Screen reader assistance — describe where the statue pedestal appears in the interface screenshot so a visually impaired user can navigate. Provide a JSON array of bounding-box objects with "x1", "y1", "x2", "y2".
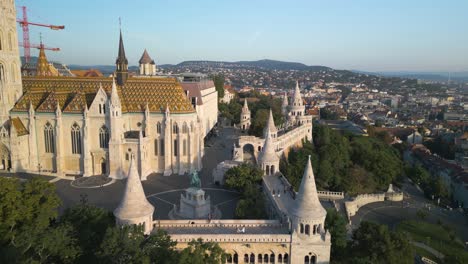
[{"x1": 178, "y1": 187, "x2": 211, "y2": 219}]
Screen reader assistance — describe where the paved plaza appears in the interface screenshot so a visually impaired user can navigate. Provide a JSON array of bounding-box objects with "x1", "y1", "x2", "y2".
[{"x1": 52, "y1": 127, "x2": 242, "y2": 219}]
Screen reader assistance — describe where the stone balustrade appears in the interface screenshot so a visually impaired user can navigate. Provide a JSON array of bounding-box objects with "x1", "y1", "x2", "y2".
[{"x1": 317, "y1": 191, "x2": 344, "y2": 200}]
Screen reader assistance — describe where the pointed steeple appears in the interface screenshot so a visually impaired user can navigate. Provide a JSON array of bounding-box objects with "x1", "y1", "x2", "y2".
[
  {"x1": 116, "y1": 30, "x2": 128, "y2": 65},
  {"x1": 294, "y1": 81, "x2": 302, "y2": 100},
  {"x1": 290, "y1": 156, "x2": 326, "y2": 219},
  {"x1": 243, "y1": 98, "x2": 249, "y2": 110},
  {"x1": 259, "y1": 128, "x2": 278, "y2": 164},
  {"x1": 114, "y1": 154, "x2": 154, "y2": 220},
  {"x1": 115, "y1": 30, "x2": 128, "y2": 86},
  {"x1": 264, "y1": 109, "x2": 277, "y2": 138},
  {"x1": 36, "y1": 43, "x2": 51, "y2": 76},
  {"x1": 110, "y1": 78, "x2": 121, "y2": 107}
]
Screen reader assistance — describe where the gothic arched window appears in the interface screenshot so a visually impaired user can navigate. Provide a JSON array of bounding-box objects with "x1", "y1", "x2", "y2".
[
  {"x1": 10, "y1": 63, "x2": 16, "y2": 82},
  {"x1": 172, "y1": 122, "x2": 179, "y2": 134},
  {"x1": 99, "y1": 126, "x2": 109, "y2": 148},
  {"x1": 156, "y1": 122, "x2": 162, "y2": 134},
  {"x1": 8, "y1": 31, "x2": 13, "y2": 51},
  {"x1": 0, "y1": 63, "x2": 4, "y2": 82},
  {"x1": 44, "y1": 122, "x2": 55, "y2": 153},
  {"x1": 182, "y1": 122, "x2": 188, "y2": 133},
  {"x1": 71, "y1": 123, "x2": 82, "y2": 154}
]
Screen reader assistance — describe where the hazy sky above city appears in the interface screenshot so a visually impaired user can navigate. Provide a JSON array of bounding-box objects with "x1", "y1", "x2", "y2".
[{"x1": 16, "y1": 0, "x2": 468, "y2": 72}]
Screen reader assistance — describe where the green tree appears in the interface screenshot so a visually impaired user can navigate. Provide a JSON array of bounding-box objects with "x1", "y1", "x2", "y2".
[
  {"x1": 325, "y1": 209, "x2": 347, "y2": 259},
  {"x1": 212, "y1": 74, "x2": 225, "y2": 99},
  {"x1": 0, "y1": 177, "x2": 79, "y2": 263},
  {"x1": 97, "y1": 225, "x2": 147, "y2": 264},
  {"x1": 142, "y1": 229, "x2": 178, "y2": 264},
  {"x1": 27, "y1": 223, "x2": 81, "y2": 263},
  {"x1": 249, "y1": 108, "x2": 269, "y2": 137},
  {"x1": 348, "y1": 222, "x2": 413, "y2": 264},
  {"x1": 219, "y1": 100, "x2": 242, "y2": 125},
  {"x1": 178, "y1": 238, "x2": 226, "y2": 264},
  {"x1": 61, "y1": 203, "x2": 114, "y2": 263},
  {"x1": 224, "y1": 163, "x2": 263, "y2": 190},
  {"x1": 235, "y1": 184, "x2": 267, "y2": 219}
]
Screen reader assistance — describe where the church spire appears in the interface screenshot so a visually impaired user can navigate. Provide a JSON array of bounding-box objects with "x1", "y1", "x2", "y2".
[
  {"x1": 290, "y1": 155, "x2": 326, "y2": 219},
  {"x1": 36, "y1": 42, "x2": 50, "y2": 77},
  {"x1": 115, "y1": 29, "x2": 128, "y2": 86}
]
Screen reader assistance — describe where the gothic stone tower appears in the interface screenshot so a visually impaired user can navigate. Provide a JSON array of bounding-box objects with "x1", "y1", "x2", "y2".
[
  {"x1": 240, "y1": 98, "x2": 251, "y2": 132},
  {"x1": 0, "y1": 0, "x2": 23, "y2": 124},
  {"x1": 115, "y1": 30, "x2": 128, "y2": 86}
]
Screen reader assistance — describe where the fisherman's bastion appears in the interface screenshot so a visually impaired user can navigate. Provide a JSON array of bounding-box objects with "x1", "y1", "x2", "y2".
[{"x1": 0, "y1": 1, "x2": 405, "y2": 263}]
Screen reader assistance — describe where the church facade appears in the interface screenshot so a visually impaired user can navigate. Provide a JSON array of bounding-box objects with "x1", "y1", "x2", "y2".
[{"x1": 0, "y1": 0, "x2": 212, "y2": 178}]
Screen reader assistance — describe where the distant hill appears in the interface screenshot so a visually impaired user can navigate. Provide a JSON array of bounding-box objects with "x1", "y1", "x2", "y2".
[
  {"x1": 67, "y1": 65, "x2": 139, "y2": 75},
  {"x1": 174, "y1": 59, "x2": 330, "y2": 71},
  {"x1": 353, "y1": 69, "x2": 468, "y2": 82}
]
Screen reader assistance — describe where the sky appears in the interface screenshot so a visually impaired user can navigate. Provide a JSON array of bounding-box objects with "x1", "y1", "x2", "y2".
[{"x1": 14, "y1": 0, "x2": 468, "y2": 72}]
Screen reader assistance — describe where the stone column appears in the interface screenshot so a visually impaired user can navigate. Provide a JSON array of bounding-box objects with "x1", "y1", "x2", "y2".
[
  {"x1": 82, "y1": 109, "x2": 91, "y2": 176},
  {"x1": 55, "y1": 105, "x2": 63, "y2": 176}
]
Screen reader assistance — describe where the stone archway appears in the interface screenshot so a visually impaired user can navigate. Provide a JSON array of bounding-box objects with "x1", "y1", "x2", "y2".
[
  {"x1": 242, "y1": 144, "x2": 256, "y2": 164},
  {"x1": 0, "y1": 143, "x2": 11, "y2": 170}
]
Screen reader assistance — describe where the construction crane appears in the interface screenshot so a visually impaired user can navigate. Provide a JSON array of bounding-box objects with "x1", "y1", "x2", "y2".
[
  {"x1": 17, "y1": 6, "x2": 65, "y2": 63},
  {"x1": 18, "y1": 42, "x2": 60, "y2": 52}
]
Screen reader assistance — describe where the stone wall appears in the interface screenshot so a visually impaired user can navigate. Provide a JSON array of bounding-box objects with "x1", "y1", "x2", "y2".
[{"x1": 345, "y1": 190, "x2": 404, "y2": 219}]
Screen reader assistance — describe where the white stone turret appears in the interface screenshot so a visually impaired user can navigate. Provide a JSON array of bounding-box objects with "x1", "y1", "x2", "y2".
[
  {"x1": 139, "y1": 49, "x2": 157, "y2": 76},
  {"x1": 240, "y1": 98, "x2": 251, "y2": 132},
  {"x1": 263, "y1": 109, "x2": 277, "y2": 139},
  {"x1": 114, "y1": 154, "x2": 154, "y2": 235},
  {"x1": 290, "y1": 155, "x2": 330, "y2": 263},
  {"x1": 282, "y1": 92, "x2": 289, "y2": 117},
  {"x1": 290, "y1": 81, "x2": 305, "y2": 122},
  {"x1": 258, "y1": 128, "x2": 279, "y2": 175}
]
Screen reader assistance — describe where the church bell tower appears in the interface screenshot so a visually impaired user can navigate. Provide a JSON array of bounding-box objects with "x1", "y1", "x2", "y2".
[
  {"x1": 115, "y1": 30, "x2": 128, "y2": 86},
  {"x1": 0, "y1": 0, "x2": 23, "y2": 124}
]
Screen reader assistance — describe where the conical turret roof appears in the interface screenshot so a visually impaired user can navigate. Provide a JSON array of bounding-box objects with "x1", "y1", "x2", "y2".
[
  {"x1": 259, "y1": 128, "x2": 278, "y2": 164},
  {"x1": 263, "y1": 109, "x2": 277, "y2": 137},
  {"x1": 290, "y1": 156, "x2": 326, "y2": 219},
  {"x1": 139, "y1": 49, "x2": 154, "y2": 64},
  {"x1": 114, "y1": 154, "x2": 154, "y2": 219},
  {"x1": 293, "y1": 81, "x2": 302, "y2": 100},
  {"x1": 243, "y1": 98, "x2": 249, "y2": 110},
  {"x1": 282, "y1": 92, "x2": 288, "y2": 107}
]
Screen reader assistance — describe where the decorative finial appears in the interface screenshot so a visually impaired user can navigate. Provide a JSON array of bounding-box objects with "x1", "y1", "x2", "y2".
[{"x1": 119, "y1": 17, "x2": 122, "y2": 30}]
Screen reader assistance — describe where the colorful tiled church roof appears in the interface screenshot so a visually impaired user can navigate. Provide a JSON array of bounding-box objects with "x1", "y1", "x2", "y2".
[{"x1": 13, "y1": 77, "x2": 195, "y2": 114}]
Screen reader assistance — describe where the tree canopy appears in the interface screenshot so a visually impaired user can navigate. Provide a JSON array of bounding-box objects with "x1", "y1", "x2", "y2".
[
  {"x1": 224, "y1": 164, "x2": 267, "y2": 219},
  {"x1": 212, "y1": 74, "x2": 225, "y2": 99},
  {"x1": 280, "y1": 124, "x2": 402, "y2": 194},
  {"x1": 0, "y1": 177, "x2": 226, "y2": 264}
]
